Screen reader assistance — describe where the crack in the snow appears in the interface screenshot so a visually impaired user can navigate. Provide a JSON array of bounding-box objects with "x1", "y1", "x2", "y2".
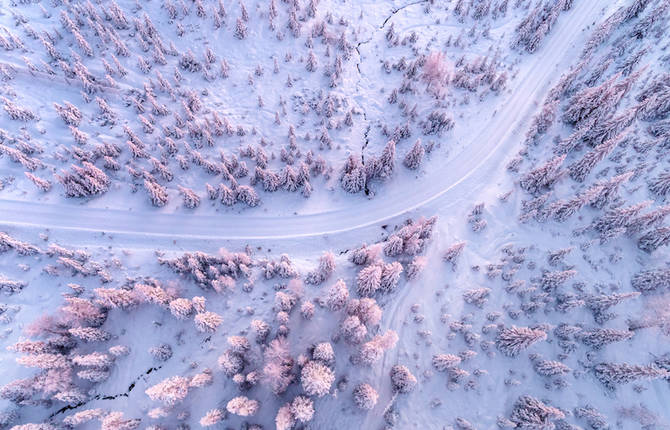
[
  {"x1": 353, "y1": 0, "x2": 429, "y2": 196},
  {"x1": 49, "y1": 366, "x2": 162, "y2": 418}
]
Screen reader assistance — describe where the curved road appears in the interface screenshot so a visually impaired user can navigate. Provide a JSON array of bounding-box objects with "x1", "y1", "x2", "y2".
[{"x1": 0, "y1": 0, "x2": 605, "y2": 243}]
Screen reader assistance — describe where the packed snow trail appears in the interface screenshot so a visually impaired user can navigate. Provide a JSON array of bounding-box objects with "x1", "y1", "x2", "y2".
[{"x1": 0, "y1": 0, "x2": 604, "y2": 244}]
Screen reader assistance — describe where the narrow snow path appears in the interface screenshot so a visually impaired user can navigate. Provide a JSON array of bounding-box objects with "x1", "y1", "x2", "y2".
[{"x1": 0, "y1": 0, "x2": 604, "y2": 244}]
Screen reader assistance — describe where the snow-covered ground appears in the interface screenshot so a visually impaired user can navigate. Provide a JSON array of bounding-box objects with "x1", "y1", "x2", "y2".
[{"x1": 2, "y1": 0, "x2": 670, "y2": 428}]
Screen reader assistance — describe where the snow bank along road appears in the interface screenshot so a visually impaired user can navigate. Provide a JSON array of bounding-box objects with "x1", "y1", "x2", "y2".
[{"x1": 0, "y1": 0, "x2": 607, "y2": 242}]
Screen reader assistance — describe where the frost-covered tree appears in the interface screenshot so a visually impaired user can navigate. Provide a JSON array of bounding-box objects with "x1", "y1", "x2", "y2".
[
  {"x1": 305, "y1": 252, "x2": 335, "y2": 285},
  {"x1": 593, "y1": 201, "x2": 650, "y2": 240},
  {"x1": 301, "y1": 360, "x2": 334, "y2": 397},
  {"x1": 25, "y1": 173, "x2": 52, "y2": 192},
  {"x1": 574, "y1": 405, "x2": 608, "y2": 430},
  {"x1": 577, "y1": 328, "x2": 633, "y2": 349},
  {"x1": 594, "y1": 362, "x2": 669, "y2": 389},
  {"x1": 628, "y1": 205, "x2": 670, "y2": 234},
  {"x1": 234, "y1": 18, "x2": 247, "y2": 39},
  {"x1": 443, "y1": 241, "x2": 466, "y2": 269},
  {"x1": 356, "y1": 330, "x2": 398, "y2": 365},
  {"x1": 530, "y1": 356, "x2": 571, "y2": 377},
  {"x1": 177, "y1": 186, "x2": 200, "y2": 208},
  {"x1": 199, "y1": 409, "x2": 225, "y2": 426},
  {"x1": 519, "y1": 155, "x2": 566, "y2": 195},
  {"x1": 526, "y1": 99, "x2": 558, "y2": 144},
  {"x1": 236, "y1": 185, "x2": 260, "y2": 206},
  {"x1": 496, "y1": 326, "x2": 547, "y2": 357},
  {"x1": 169, "y1": 298, "x2": 193, "y2": 320},
  {"x1": 194, "y1": 311, "x2": 223, "y2": 333},
  {"x1": 540, "y1": 270, "x2": 576, "y2": 292},
  {"x1": 347, "y1": 297, "x2": 382, "y2": 327},
  {"x1": 290, "y1": 396, "x2": 314, "y2": 423},
  {"x1": 380, "y1": 262, "x2": 403, "y2": 293},
  {"x1": 352, "y1": 383, "x2": 378, "y2": 410},
  {"x1": 509, "y1": 395, "x2": 565, "y2": 428},
  {"x1": 390, "y1": 365, "x2": 417, "y2": 393},
  {"x1": 383, "y1": 235, "x2": 404, "y2": 257},
  {"x1": 562, "y1": 73, "x2": 629, "y2": 126},
  {"x1": 463, "y1": 288, "x2": 491, "y2": 307},
  {"x1": 312, "y1": 342, "x2": 335, "y2": 365},
  {"x1": 275, "y1": 404, "x2": 295, "y2": 430},
  {"x1": 143, "y1": 178, "x2": 168, "y2": 207},
  {"x1": 263, "y1": 338, "x2": 294, "y2": 395},
  {"x1": 403, "y1": 139, "x2": 425, "y2": 169},
  {"x1": 356, "y1": 264, "x2": 382, "y2": 297},
  {"x1": 325, "y1": 279, "x2": 349, "y2": 310},
  {"x1": 340, "y1": 315, "x2": 368, "y2": 344},
  {"x1": 57, "y1": 162, "x2": 110, "y2": 197},
  {"x1": 226, "y1": 396, "x2": 259, "y2": 416},
  {"x1": 568, "y1": 133, "x2": 625, "y2": 182},
  {"x1": 591, "y1": 171, "x2": 633, "y2": 209},
  {"x1": 586, "y1": 292, "x2": 640, "y2": 324},
  {"x1": 638, "y1": 227, "x2": 670, "y2": 253},
  {"x1": 632, "y1": 268, "x2": 670, "y2": 293},
  {"x1": 219, "y1": 349, "x2": 243, "y2": 376},
  {"x1": 350, "y1": 244, "x2": 379, "y2": 266},
  {"x1": 145, "y1": 376, "x2": 189, "y2": 406},
  {"x1": 422, "y1": 52, "x2": 450, "y2": 96},
  {"x1": 432, "y1": 354, "x2": 462, "y2": 371}
]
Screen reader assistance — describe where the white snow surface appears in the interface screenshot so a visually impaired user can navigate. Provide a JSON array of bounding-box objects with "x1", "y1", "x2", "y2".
[{"x1": 1, "y1": 0, "x2": 670, "y2": 429}]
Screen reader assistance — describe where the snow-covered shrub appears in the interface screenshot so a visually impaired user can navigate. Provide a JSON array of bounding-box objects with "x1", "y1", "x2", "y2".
[{"x1": 189, "y1": 370, "x2": 213, "y2": 388}]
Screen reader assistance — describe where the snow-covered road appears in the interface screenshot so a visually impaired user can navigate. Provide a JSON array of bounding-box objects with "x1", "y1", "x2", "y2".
[{"x1": 0, "y1": 0, "x2": 605, "y2": 244}]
